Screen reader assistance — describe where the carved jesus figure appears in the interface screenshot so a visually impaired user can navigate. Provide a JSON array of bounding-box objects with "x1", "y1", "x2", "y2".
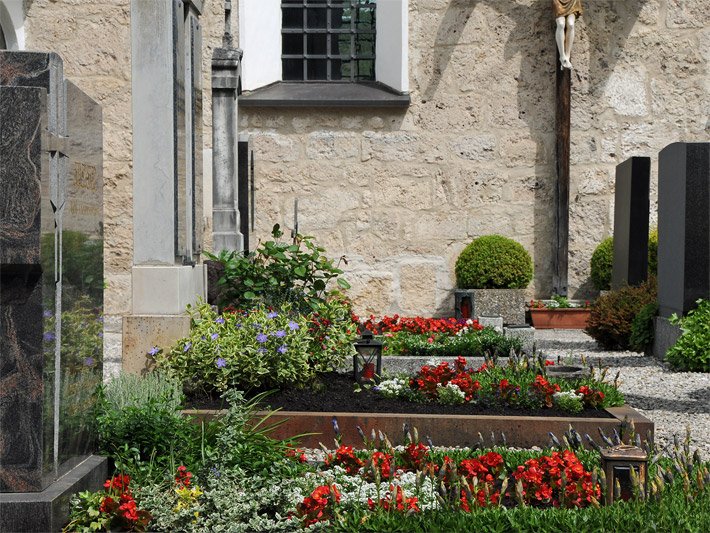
[{"x1": 553, "y1": 0, "x2": 583, "y2": 69}]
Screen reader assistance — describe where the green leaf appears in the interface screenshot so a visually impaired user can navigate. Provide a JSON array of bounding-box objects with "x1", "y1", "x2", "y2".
[
  {"x1": 314, "y1": 279, "x2": 326, "y2": 291},
  {"x1": 244, "y1": 291, "x2": 257, "y2": 299},
  {"x1": 337, "y1": 278, "x2": 351, "y2": 289},
  {"x1": 294, "y1": 266, "x2": 307, "y2": 277}
]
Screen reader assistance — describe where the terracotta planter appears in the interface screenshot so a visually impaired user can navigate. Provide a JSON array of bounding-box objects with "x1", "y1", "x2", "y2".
[{"x1": 529, "y1": 308, "x2": 591, "y2": 329}]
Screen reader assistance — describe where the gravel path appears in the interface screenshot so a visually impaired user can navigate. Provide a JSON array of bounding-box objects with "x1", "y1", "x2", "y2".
[{"x1": 535, "y1": 329, "x2": 710, "y2": 459}]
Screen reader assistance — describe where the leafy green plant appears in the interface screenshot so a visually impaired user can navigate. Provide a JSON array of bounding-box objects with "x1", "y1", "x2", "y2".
[
  {"x1": 552, "y1": 391, "x2": 583, "y2": 413},
  {"x1": 455, "y1": 235, "x2": 533, "y2": 289},
  {"x1": 95, "y1": 372, "x2": 200, "y2": 483},
  {"x1": 590, "y1": 237, "x2": 614, "y2": 291},
  {"x1": 585, "y1": 278, "x2": 657, "y2": 350},
  {"x1": 629, "y1": 301, "x2": 659, "y2": 354},
  {"x1": 667, "y1": 299, "x2": 710, "y2": 372},
  {"x1": 207, "y1": 224, "x2": 350, "y2": 312},
  {"x1": 382, "y1": 328, "x2": 521, "y2": 358},
  {"x1": 155, "y1": 302, "x2": 316, "y2": 395}
]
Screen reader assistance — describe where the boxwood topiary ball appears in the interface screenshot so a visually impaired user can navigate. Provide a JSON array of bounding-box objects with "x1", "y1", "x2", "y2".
[
  {"x1": 590, "y1": 237, "x2": 614, "y2": 291},
  {"x1": 455, "y1": 235, "x2": 533, "y2": 289}
]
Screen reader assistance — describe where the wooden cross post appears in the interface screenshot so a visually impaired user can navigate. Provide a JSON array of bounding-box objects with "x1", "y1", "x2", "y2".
[{"x1": 553, "y1": 61, "x2": 571, "y2": 296}]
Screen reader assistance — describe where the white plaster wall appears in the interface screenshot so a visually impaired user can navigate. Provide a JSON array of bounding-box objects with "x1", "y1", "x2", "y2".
[
  {"x1": 239, "y1": 0, "x2": 281, "y2": 91},
  {"x1": 0, "y1": 0, "x2": 25, "y2": 50},
  {"x1": 376, "y1": 0, "x2": 408, "y2": 92}
]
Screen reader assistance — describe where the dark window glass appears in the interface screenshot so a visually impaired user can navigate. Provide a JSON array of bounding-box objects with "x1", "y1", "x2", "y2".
[
  {"x1": 283, "y1": 33, "x2": 304, "y2": 55},
  {"x1": 281, "y1": 0, "x2": 376, "y2": 82},
  {"x1": 282, "y1": 8, "x2": 303, "y2": 29},
  {"x1": 307, "y1": 33, "x2": 327, "y2": 54},
  {"x1": 307, "y1": 59, "x2": 328, "y2": 80},
  {"x1": 283, "y1": 59, "x2": 304, "y2": 80}
]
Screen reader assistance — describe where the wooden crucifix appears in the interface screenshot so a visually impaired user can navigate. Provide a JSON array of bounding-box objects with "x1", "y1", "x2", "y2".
[{"x1": 552, "y1": 0, "x2": 583, "y2": 296}]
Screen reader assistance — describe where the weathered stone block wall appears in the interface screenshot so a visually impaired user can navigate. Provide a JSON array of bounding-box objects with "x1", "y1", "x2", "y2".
[
  {"x1": 240, "y1": 0, "x2": 708, "y2": 316},
  {"x1": 21, "y1": 0, "x2": 709, "y2": 342}
]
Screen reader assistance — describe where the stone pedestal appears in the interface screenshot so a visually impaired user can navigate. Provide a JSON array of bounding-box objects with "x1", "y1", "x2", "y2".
[
  {"x1": 612, "y1": 157, "x2": 650, "y2": 290},
  {"x1": 455, "y1": 289, "x2": 525, "y2": 325},
  {"x1": 657, "y1": 142, "x2": 710, "y2": 319},
  {"x1": 477, "y1": 315, "x2": 503, "y2": 332},
  {"x1": 652, "y1": 316, "x2": 682, "y2": 362}
]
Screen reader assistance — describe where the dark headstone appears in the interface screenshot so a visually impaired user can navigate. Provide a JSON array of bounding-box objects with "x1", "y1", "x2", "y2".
[
  {"x1": 612, "y1": 157, "x2": 650, "y2": 289},
  {"x1": 237, "y1": 135, "x2": 251, "y2": 252},
  {"x1": 657, "y1": 142, "x2": 710, "y2": 318},
  {"x1": 1, "y1": 51, "x2": 105, "y2": 531}
]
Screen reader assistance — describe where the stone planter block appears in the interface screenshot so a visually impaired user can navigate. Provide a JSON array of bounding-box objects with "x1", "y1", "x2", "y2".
[
  {"x1": 504, "y1": 325, "x2": 535, "y2": 354},
  {"x1": 455, "y1": 289, "x2": 525, "y2": 325},
  {"x1": 477, "y1": 315, "x2": 504, "y2": 332}
]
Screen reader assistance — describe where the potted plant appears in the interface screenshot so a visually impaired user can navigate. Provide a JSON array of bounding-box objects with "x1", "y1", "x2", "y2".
[
  {"x1": 528, "y1": 295, "x2": 591, "y2": 329},
  {"x1": 454, "y1": 235, "x2": 533, "y2": 325}
]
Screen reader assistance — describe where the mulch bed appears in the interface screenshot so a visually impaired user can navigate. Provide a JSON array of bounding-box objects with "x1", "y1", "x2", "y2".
[{"x1": 185, "y1": 372, "x2": 613, "y2": 419}]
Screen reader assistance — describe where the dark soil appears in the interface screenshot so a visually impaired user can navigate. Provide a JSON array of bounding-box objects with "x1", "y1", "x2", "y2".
[{"x1": 185, "y1": 372, "x2": 614, "y2": 418}]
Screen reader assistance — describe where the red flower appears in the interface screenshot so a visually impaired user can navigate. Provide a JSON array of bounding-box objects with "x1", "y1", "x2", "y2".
[
  {"x1": 174, "y1": 465, "x2": 192, "y2": 487},
  {"x1": 103, "y1": 474, "x2": 130, "y2": 492}
]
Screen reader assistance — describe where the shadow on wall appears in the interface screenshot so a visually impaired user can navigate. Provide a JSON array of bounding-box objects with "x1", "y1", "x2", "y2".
[{"x1": 422, "y1": 0, "x2": 649, "y2": 298}]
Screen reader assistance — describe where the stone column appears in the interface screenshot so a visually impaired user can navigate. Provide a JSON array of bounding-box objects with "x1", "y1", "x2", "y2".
[
  {"x1": 612, "y1": 157, "x2": 650, "y2": 290},
  {"x1": 211, "y1": 4, "x2": 243, "y2": 253},
  {"x1": 126, "y1": 0, "x2": 207, "y2": 373}
]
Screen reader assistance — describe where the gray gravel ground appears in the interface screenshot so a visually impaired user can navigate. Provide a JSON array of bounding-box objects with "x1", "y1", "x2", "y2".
[{"x1": 535, "y1": 329, "x2": 710, "y2": 459}]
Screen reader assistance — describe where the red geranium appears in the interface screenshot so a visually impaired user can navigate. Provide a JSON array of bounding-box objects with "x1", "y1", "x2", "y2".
[
  {"x1": 294, "y1": 484, "x2": 341, "y2": 526},
  {"x1": 368, "y1": 484, "x2": 420, "y2": 513}
]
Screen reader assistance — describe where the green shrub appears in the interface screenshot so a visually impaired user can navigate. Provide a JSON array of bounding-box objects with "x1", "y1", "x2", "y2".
[
  {"x1": 455, "y1": 235, "x2": 533, "y2": 289},
  {"x1": 590, "y1": 237, "x2": 614, "y2": 291},
  {"x1": 629, "y1": 302, "x2": 659, "y2": 353},
  {"x1": 206, "y1": 224, "x2": 350, "y2": 313},
  {"x1": 95, "y1": 372, "x2": 200, "y2": 482},
  {"x1": 590, "y1": 232, "x2": 658, "y2": 291},
  {"x1": 156, "y1": 303, "x2": 315, "y2": 395},
  {"x1": 667, "y1": 299, "x2": 710, "y2": 372},
  {"x1": 585, "y1": 278, "x2": 657, "y2": 350}
]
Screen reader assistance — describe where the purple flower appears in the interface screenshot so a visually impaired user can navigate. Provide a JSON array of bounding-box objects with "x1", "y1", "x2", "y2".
[
  {"x1": 277, "y1": 344, "x2": 288, "y2": 354},
  {"x1": 183, "y1": 342, "x2": 192, "y2": 352},
  {"x1": 211, "y1": 333, "x2": 219, "y2": 341},
  {"x1": 288, "y1": 321, "x2": 299, "y2": 331},
  {"x1": 43, "y1": 309, "x2": 53, "y2": 318},
  {"x1": 148, "y1": 346, "x2": 160, "y2": 356},
  {"x1": 84, "y1": 357, "x2": 95, "y2": 367},
  {"x1": 216, "y1": 357, "x2": 227, "y2": 368},
  {"x1": 43, "y1": 332, "x2": 55, "y2": 342},
  {"x1": 256, "y1": 333, "x2": 268, "y2": 344},
  {"x1": 267, "y1": 311, "x2": 278, "y2": 319},
  {"x1": 257, "y1": 347, "x2": 267, "y2": 354},
  {"x1": 215, "y1": 317, "x2": 225, "y2": 324},
  {"x1": 98, "y1": 332, "x2": 104, "y2": 338},
  {"x1": 332, "y1": 417, "x2": 340, "y2": 436},
  {"x1": 274, "y1": 330, "x2": 286, "y2": 338}
]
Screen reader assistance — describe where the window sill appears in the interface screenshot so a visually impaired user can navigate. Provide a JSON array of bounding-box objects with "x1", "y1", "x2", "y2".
[{"x1": 238, "y1": 82, "x2": 410, "y2": 108}]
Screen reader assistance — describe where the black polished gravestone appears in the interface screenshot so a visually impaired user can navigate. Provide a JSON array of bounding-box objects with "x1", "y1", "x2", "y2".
[
  {"x1": 612, "y1": 157, "x2": 650, "y2": 290},
  {"x1": 0, "y1": 51, "x2": 106, "y2": 533},
  {"x1": 657, "y1": 142, "x2": 710, "y2": 319}
]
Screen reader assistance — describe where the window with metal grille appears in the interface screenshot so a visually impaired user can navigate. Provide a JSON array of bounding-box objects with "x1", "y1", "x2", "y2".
[{"x1": 281, "y1": 0, "x2": 376, "y2": 82}]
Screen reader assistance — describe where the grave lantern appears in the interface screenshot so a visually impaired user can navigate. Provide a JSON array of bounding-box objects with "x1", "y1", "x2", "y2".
[
  {"x1": 353, "y1": 329, "x2": 382, "y2": 384},
  {"x1": 600, "y1": 444, "x2": 648, "y2": 504}
]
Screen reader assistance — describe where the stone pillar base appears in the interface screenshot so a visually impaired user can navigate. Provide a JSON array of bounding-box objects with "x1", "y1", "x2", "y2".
[
  {"x1": 122, "y1": 314, "x2": 192, "y2": 374},
  {"x1": 652, "y1": 316, "x2": 681, "y2": 362},
  {"x1": 0, "y1": 455, "x2": 107, "y2": 533},
  {"x1": 504, "y1": 325, "x2": 535, "y2": 354}
]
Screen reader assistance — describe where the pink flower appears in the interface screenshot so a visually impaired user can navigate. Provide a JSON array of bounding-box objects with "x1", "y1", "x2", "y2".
[{"x1": 427, "y1": 337, "x2": 434, "y2": 344}]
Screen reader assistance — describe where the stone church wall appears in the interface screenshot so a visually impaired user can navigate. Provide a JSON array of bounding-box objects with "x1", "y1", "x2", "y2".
[{"x1": 21, "y1": 0, "x2": 708, "y2": 355}]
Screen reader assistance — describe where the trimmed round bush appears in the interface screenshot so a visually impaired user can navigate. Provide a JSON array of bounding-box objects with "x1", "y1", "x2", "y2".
[
  {"x1": 455, "y1": 235, "x2": 533, "y2": 289},
  {"x1": 590, "y1": 237, "x2": 614, "y2": 291}
]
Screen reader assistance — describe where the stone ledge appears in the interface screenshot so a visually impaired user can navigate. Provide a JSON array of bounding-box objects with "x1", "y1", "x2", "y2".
[{"x1": 239, "y1": 82, "x2": 410, "y2": 108}]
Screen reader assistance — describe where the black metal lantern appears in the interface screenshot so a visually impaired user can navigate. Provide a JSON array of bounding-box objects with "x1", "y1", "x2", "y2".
[
  {"x1": 353, "y1": 329, "x2": 382, "y2": 384},
  {"x1": 600, "y1": 444, "x2": 648, "y2": 504}
]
